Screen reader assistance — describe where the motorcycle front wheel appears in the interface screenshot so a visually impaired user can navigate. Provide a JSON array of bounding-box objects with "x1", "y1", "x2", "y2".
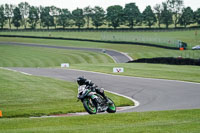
[
  {"x1": 106, "y1": 98, "x2": 116, "y2": 113},
  {"x1": 83, "y1": 97, "x2": 97, "y2": 114}
]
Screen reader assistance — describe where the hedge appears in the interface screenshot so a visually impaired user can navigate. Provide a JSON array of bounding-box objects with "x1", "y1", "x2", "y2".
[{"x1": 128, "y1": 57, "x2": 200, "y2": 66}]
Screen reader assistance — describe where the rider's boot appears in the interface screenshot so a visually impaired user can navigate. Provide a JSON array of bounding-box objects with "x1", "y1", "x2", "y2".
[
  {"x1": 101, "y1": 94, "x2": 112, "y2": 104},
  {"x1": 105, "y1": 96, "x2": 112, "y2": 104}
]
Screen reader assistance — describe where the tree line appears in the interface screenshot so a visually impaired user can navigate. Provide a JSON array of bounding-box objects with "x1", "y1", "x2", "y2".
[{"x1": 0, "y1": 0, "x2": 200, "y2": 30}]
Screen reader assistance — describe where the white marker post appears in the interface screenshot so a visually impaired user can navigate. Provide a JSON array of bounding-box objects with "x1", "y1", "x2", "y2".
[
  {"x1": 61, "y1": 63, "x2": 69, "y2": 68},
  {"x1": 113, "y1": 67, "x2": 124, "y2": 73}
]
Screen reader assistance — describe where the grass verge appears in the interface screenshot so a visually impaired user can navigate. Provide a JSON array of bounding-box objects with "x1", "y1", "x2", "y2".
[
  {"x1": 70, "y1": 63, "x2": 200, "y2": 83},
  {"x1": 0, "y1": 109, "x2": 199, "y2": 133},
  {"x1": 0, "y1": 68, "x2": 133, "y2": 118}
]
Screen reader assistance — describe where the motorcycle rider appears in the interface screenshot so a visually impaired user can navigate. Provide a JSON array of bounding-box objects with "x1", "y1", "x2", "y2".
[{"x1": 77, "y1": 76, "x2": 111, "y2": 104}]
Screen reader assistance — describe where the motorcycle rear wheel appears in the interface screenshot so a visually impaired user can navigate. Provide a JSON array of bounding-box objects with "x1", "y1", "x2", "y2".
[
  {"x1": 83, "y1": 98, "x2": 97, "y2": 114},
  {"x1": 106, "y1": 98, "x2": 116, "y2": 113}
]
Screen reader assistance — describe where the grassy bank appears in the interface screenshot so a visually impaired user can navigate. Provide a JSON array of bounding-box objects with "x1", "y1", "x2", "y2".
[
  {"x1": 0, "y1": 109, "x2": 199, "y2": 132},
  {"x1": 0, "y1": 68, "x2": 133, "y2": 118},
  {"x1": 0, "y1": 44, "x2": 114, "y2": 67},
  {"x1": 70, "y1": 63, "x2": 200, "y2": 83}
]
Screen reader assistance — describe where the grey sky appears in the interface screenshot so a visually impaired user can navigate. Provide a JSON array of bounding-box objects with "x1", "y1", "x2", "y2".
[{"x1": 0, "y1": 0, "x2": 199, "y2": 11}]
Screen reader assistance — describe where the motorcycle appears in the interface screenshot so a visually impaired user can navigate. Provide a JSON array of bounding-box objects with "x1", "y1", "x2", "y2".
[{"x1": 77, "y1": 85, "x2": 116, "y2": 114}]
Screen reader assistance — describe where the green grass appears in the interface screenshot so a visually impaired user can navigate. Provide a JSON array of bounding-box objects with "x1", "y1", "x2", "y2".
[
  {"x1": 1, "y1": 37, "x2": 200, "y2": 60},
  {"x1": 0, "y1": 109, "x2": 199, "y2": 132},
  {"x1": 70, "y1": 63, "x2": 200, "y2": 83},
  {"x1": 0, "y1": 30, "x2": 200, "y2": 47},
  {"x1": 0, "y1": 44, "x2": 114, "y2": 67},
  {"x1": 0, "y1": 68, "x2": 133, "y2": 118}
]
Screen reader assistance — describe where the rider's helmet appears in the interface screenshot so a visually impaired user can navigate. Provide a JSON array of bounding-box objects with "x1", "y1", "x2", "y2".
[{"x1": 77, "y1": 76, "x2": 86, "y2": 86}]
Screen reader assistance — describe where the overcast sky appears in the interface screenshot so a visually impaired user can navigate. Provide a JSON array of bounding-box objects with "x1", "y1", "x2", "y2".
[{"x1": 0, "y1": 0, "x2": 199, "y2": 12}]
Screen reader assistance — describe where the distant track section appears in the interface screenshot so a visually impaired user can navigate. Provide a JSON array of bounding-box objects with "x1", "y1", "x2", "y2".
[{"x1": 0, "y1": 41, "x2": 132, "y2": 63}]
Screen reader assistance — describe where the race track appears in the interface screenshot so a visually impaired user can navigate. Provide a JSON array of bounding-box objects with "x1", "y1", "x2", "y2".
[
  {"x1": 8, "y1": 67, "x2": 200, "y2": 112},
  {"x1": 1, "y1": 41, "x2": 200, "y2": 112}
]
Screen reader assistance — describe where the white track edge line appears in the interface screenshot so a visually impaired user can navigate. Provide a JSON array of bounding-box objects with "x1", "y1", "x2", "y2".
[
  {"x1": 0, "y1": 67, "x2": 32, "y2": 76},
  {"x1": 105, "y1": 90, "x2": 140, "y2": 111}
]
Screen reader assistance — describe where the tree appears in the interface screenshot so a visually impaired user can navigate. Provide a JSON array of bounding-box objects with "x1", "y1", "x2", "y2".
[
  {"x1": 0, "y1": 5, "x2": 7, "y2": 29},
  {"x1": 167, "y1": 0, "x2": 184, "y2": 28},
  {"x1": 194, "y1": 8, "x2": 200, "y2": 25},
  {"x1": 72, "y1": 8, "x2": 85, "y2": 29},
  {"x1": 124, "y1": 3, "x2": 141, "y2": 29},
  {"x1": 179, "y1": 7, "x2": 194, "y2": 28},
  {"x1": 106, "y1": 5, "x2": 124, "y2": 29},
  {"x1": 41, "y1": 7, "x2": 54, "y2": 29},
  {"x1": 161, "y1": 2, "x2": 173, "y2": 28},
  {"x1": 12, "y1": 7, "x2": 22, "y2": 29},
  {"x1": 36, "y1": 6, "x2": 44, "y2": 29},
  {"x1": 28, "y1": 6, "x2": 39, "y2": 29},
  {"x1": 91, "y1": 6, "x2": 105, "y2": 29},
  {"x1": 84, "y1": 6, "x2": 93, "y2": 29},
  {"x1": 154, "y1": 4, "x2": 162, "y2": 28},
  {"x1": 5, "y1": 4, "x2": 14, "y2": 29},
  {"x1": 18, "y1": 2, "x2": 30, "y2": 29},
  {"x1": 57, "y1": 8, "x2": 71, "y2": 29},
  {"x1": 50, "y1": 6, "x2": 60, "y2": 29},
  {"x1": 142, "y1": 5, "x2": 157, "y2": 28}
]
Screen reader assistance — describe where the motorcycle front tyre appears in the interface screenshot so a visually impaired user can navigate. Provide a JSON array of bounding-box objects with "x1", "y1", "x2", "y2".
[{"x1": 83, "y1": 97, "x2": 97, "y2": 114}]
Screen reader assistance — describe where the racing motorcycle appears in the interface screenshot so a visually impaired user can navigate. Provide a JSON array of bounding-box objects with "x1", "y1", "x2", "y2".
[{"x1": 77, "y1": 85, "x2": 116, "y2": 114}]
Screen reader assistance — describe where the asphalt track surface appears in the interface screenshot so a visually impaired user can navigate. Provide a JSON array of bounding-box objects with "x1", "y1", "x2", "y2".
[
  {"x1": 0, "y1": 42, "x2": 132, "y2": 63},
  {"x1": 7, "y1": 67, "x2": 200, "y2": 112}
]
